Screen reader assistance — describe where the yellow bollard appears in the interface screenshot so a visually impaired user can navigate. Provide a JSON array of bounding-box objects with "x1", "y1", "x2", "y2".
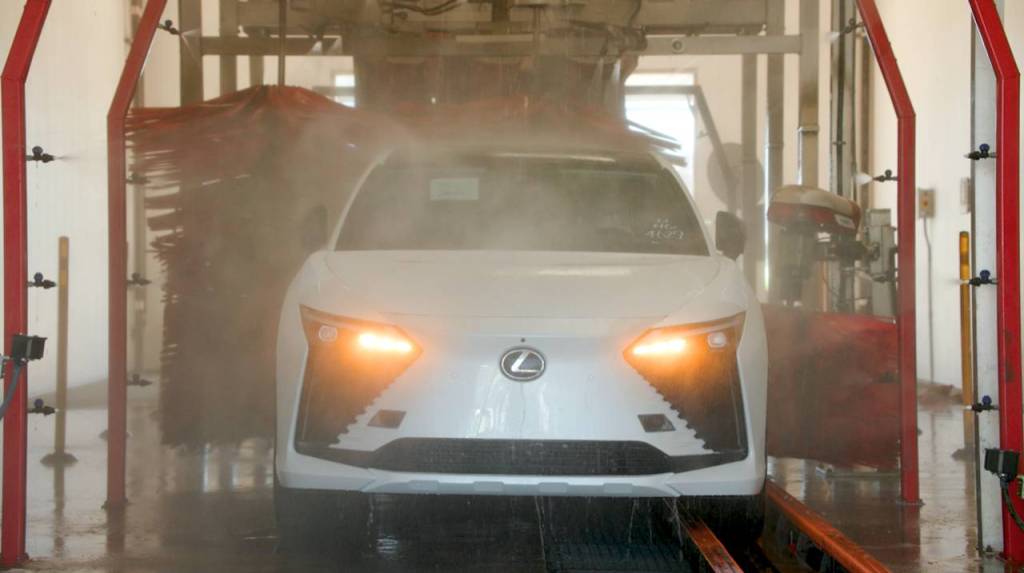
[
  {"x1": 959, "y1": 231, "x2": 974, "y2": 451},
  {"x1": 42, "y1": 237, "x2": 75, "y2": 466}
]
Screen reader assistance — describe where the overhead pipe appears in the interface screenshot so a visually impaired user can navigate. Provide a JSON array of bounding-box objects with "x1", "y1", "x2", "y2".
[
  {"x1": 1, "y1": 0, "x2": 52, "y2": 566},
  {"x1": 968, "y1": 0, "x2": 1023, "y2": 562},
  {"x1": 853, "y1": 0, "x2": 919, "y2": 504},
  {"x1": 107, "y1": 0, "x2": 168, "y2": 508}
]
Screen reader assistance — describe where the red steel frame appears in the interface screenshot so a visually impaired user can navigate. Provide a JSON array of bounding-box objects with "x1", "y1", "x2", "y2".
[
  {"x1": 968, "y1": 0, "x2": 1023, "y2": 562},
  {"x1": 680, "y1": 511, "x2": 743, "y2": 572},
  {"x1": 107, "y1": 0, "x2": 168, "y2": 507},
  {"x1": 854, "y1": 0, "x2": 919, "y2": 503},
  {"x1": 1, "y1": 0, "x2": 52, "y2": 566}
]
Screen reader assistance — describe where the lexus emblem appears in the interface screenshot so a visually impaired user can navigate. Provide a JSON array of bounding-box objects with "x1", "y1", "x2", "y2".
[{"x1": 500, "y1": 347, "x2": 546, "y2": 382}]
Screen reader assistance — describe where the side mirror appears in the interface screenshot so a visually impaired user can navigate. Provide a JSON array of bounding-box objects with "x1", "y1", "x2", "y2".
[
  {"x1": 301, "y1": 205, "x2": 329, "y2": 252},
  {"x1": 715, "y1": 211, "x2": 745, "y2": 260}
]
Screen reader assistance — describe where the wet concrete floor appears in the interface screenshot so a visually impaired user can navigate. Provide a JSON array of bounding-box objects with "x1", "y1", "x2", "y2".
[
  {"x1": 15, "y1": 385, "x2": 704, "y2": 572},
  {"x1": 4, "y1": 381, "x2": 1008, "y2": 571},
  {"x1": 770, "y1": 384, "x2": 1006, "y2": 573}
]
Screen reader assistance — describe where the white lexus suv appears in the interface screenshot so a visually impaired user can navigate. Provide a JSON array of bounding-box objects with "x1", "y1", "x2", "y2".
[{"x1": 274, "y1": 138, "x2": 768, "y2": 545}]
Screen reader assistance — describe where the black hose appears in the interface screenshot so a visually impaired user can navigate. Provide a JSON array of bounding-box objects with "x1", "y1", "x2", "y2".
[
  {"x1": 424, "y1": 0, "x2": 459, "y2": 14},
  {"x1": 0, "y1": 362, "x2": 24, "y2": 421},
  {"x1": 1001, "y1": 479, "x2": 1024, "y2": 532},
  {"x1": 384, "y1": 0, "x2": 459, "y2": 15},
  {"x1": 627, "y1": 0, "x2": 642, "y2": 28}
]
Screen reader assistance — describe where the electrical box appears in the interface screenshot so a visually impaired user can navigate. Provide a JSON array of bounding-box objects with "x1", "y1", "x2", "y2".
[
  {"x1": 918, "y1": 188, "x2": 935, "y2": 218},
  {"x1": 984, "y1": 448, "x2": 1019, "y2": 479},
  {"x1": 10, "y1": 334, "x2": 45, "y2": 362}
]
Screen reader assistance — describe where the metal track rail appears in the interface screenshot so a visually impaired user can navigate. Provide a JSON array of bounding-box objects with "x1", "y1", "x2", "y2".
[
  {"x1": 534, "y1": 487, "x2": 884, "y2": 572},
  {"x1": 765, "y1": 482, "x2": 889, "y2": 573},
  {"x1": 680, "y1": 510, "x2": 745, "y2": 572}
]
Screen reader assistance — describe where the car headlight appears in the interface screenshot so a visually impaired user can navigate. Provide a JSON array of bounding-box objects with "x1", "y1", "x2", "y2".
[
  {"x1": 296, "y1": 306, "x2": 421, "y2": 445},
  {"x1": 625, "y1": 313, "x2": 744, "y2": 365},
  {"x1": 301, "y1": 305, "x2": 420, "y2": 361},
  {"x1": 623, "y1": 313, "x2": 747, "y2": 452}
]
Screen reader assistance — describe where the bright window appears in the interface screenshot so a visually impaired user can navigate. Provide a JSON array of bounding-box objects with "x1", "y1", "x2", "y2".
[
  {"x1": 624, "y1": 72, "x2": 697, "y2": 192},
  {"x1": 332, "y1": 73, "x2": 356, "y2": 107}
]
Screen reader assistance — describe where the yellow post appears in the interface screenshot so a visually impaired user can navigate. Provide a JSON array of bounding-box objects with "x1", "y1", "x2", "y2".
[
  {"x1": 43, "y1": 237, "x2": 75, "y2": 466},
  {"x1": 55, "y1": 237, "x2": 69, "y2": 455},
  {"x1": 959, "y1": 231, "x2": 974, "y2": 450}
]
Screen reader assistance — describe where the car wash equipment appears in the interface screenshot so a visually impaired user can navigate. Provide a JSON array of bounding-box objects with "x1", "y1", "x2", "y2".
[
  {"x1": 985, "y1": 448, "x2": 1024, "y2": 531},
  {"x1": 0, "y1": 334, "x2": 46, "y2": 420}
]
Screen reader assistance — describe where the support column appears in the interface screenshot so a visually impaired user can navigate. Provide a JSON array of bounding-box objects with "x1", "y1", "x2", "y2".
[
  {"x1": 969, "y1": 0, "x2": 1023, "y2": 561},
  {"x1": 970, "y1": 0, "x2": 1002, "y2": 553},
  {"x1": 250, "y1": 50, "x2": 265, "y2": 87},
  {"x1": 130, "y1": 0, "x2": 146, "y2": 107},
  {"x1": 277, "y1": 0, "x2": 287, "y2": 86},
  {"x1": 0, "y1": 1, "x2": 52, "y2": 566},
  {"x1": 831, "y1": 0, "x2": 857, "y2": 310},
  {"x1": 765, "y1": 0, "x2": 784, "y2": 300},
  {"x1": 219, "y1": 0, "x2": 239, "y2": 95},
  {"x1": 798, "y1": 0, "x2": 820, "y2": 187},
  {"x1": 108, "y1": 0, "x2": 169, "y2": 509},
  {"x1": 741, "y1": 54, "x2": 761, "y2": 291},
  {"x1": 855, "y1": 0, "x2": 919, "y2": 505},
  {"x1": 831, "y1": 0, "x2": 856, "y2": 198},
  {"x1": 179, "y1": 0, "x2": 203, "y2": 104}
]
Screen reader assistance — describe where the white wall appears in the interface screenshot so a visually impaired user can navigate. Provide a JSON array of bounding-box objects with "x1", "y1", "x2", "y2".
[
  {"x1": 869, "y1": 0, "x2": 1024, "y2": 387},
  {"x1": 868, "y1": 0, "x2": 973, "y2": 386},
  {"x1": 0, "y1": 1, "x2": 128, "y2": 396}
]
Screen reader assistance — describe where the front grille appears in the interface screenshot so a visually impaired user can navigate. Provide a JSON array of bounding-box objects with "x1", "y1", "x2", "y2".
[
  {"x1": 369, "y1": 439, "x2": 673, "y2": 476},
  {"x1": 297, "y1": 438, "x2": 748, "y2": 476}
]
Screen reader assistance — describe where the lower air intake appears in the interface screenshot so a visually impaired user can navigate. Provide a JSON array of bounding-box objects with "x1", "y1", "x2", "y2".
[{"x1": 369, "y1": 439, "x2": 673, "y2": 476}]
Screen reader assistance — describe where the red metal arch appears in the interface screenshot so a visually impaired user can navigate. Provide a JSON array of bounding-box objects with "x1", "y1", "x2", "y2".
[
  {"x1": 107, "y1": 0, "x2": 169, "y2": 508},
  {"x1": 968, "y1": 0, "x2": 1022, "y2": 562},
  {"x1": 1, "y1": 0, "x2": 52, "y2": 566},
  {"x1": 854, "y1": 0, "x2": 919, "y2": 504}
]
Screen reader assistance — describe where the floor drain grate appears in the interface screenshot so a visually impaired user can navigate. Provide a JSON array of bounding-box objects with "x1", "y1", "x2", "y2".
[{"x1": 545, "y1": 542, "x2": 687, "y2": 572}]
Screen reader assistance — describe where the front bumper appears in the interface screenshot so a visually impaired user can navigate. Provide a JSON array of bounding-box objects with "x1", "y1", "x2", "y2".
[
  {"x1": 276, "y1": 306, "x2": 768, "y2": 498},
  {"x1": 278, "y1": 443, "x2": 762, "y2": 497}
]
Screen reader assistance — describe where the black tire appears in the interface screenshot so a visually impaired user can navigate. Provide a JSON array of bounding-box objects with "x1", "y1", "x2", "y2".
[
  {"x1": 679, "y1": 489, "x2": 765, "y2": 546},
  {"x1": 274, "y1": 479, "x2": 371, "y2": 553}
]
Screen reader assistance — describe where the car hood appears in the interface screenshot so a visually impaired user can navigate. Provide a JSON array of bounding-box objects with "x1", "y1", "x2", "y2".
[{"x1": 321, "y1": 250, "x2": 722, "y2": 319}]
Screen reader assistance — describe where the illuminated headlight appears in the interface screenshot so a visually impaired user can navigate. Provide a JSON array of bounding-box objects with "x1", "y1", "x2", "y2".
[
  {"x1": 296, "y1": 306, "x2": 421, "y2": 445},
  {"x1": 623, "y1": 313, "x2": 747, "y2": 453},
  {"x1": 626, "y1": 314, "x2": 744, "y2": 363},
  {"x1": 632, "y1": 337, "x2": 687, "y2": 357},
  {"x1": 301, "y1": 305, "x2": 420, "y2": 361},
  {"x1": 357, "y1": 332, "x2": 414, "y2": 354}
]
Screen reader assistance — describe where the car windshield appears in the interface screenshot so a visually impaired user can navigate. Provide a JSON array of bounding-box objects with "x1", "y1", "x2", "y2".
[{"x1": 336, "y1": 151, "x2": 709, "y2": 256}]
